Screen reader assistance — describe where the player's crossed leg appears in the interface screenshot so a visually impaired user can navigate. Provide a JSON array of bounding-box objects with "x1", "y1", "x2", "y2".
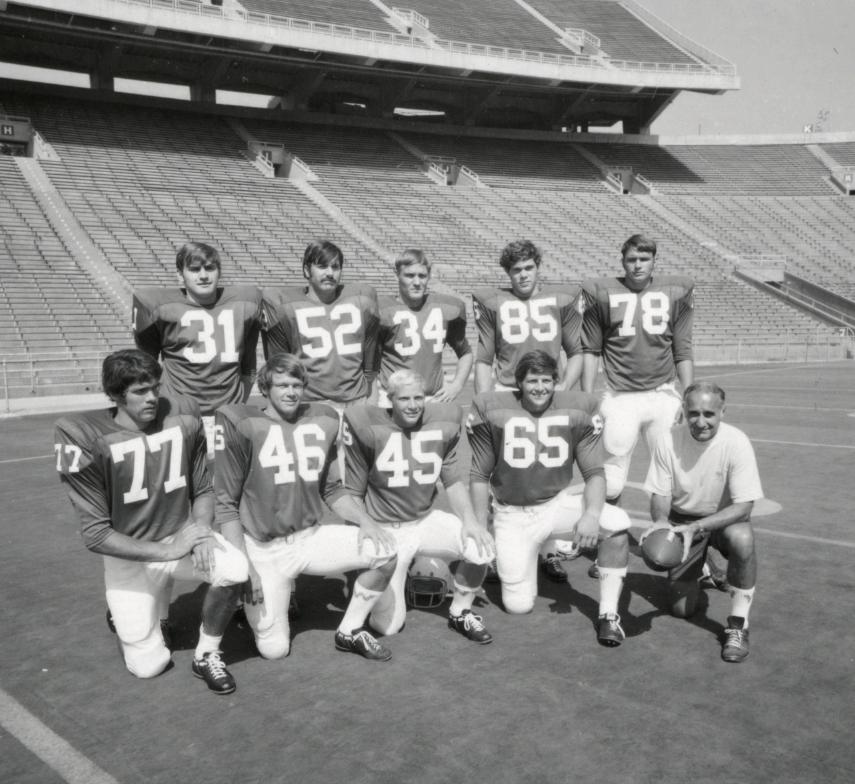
[
  {"x1": 104, "y1": 532, "x2": 247, "y2": 678},
  {"x1": 492, "y1": 489, "x2": 630, "y2": 645},
  {"x1": 369, "y1": 510, "x2": 493, "y2": 638},
  {"x1": 242, "y1": 525, "x2": 395, "y2": 660}
]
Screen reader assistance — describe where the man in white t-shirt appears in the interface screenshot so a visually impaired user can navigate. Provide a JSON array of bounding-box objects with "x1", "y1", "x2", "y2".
[{"x1": 643, "y1": 381, "x2": 763, "y2": 663}]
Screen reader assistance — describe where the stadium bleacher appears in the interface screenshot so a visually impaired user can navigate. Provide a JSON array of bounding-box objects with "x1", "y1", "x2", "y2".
[
  {"x1": 1, "y1": 82, "x2": 853, "y2": 395},
  {"x1": 240, "y1": 0, "x2": 392, "y2": 31},
  {"x1": 528, "y1": 0, "x2": 699, "y2": 64}
]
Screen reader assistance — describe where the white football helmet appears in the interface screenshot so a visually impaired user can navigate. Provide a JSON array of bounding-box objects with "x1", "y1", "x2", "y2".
[{"x1": 405, "y1": 556, "x2": 453, "y2": 609}]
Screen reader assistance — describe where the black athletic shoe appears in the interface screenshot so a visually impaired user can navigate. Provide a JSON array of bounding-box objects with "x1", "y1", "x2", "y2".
[
  {"x1": 192, "y1": 650, "x2": 236, "y2": 695},
  {"x1": 721, "y1": 616, "x2": 750, "y2": 663},
  {"x1": 334, "y1": 628, "x2": 392, "y2": 661},
  {"x1": 448, "y1": 609, "x2": 493, "y2": 644},
  {"x1": 597, "y1": 613, "x2": 625, "y2": 647},
  {"x1": 540, "y1": 553, "x2": 568, "y2": 583}
]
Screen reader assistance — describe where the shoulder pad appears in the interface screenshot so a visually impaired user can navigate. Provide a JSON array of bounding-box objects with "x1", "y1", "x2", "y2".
[
  {"x1": 423, "y1": 402, "x2": 462, "y2": 426},
  {"x1": 221, "y1": 285, "x2": 262, "y2": 304},
  {"x1": 133, "y1": 287, "x2": 183, "y2": 309}
]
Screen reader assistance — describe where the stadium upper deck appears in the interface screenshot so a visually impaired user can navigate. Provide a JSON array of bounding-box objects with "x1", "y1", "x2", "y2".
[{"x1": 0, "y1": 0, "x2": 738, "y2": 133}]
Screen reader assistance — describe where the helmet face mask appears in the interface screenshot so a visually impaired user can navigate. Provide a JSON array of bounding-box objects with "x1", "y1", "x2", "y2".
[{"x1": 405, "y1": 556, "x2": 453, "y2": 609}]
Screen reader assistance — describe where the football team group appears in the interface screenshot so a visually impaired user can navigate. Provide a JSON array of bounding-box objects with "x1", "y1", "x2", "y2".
[{"x1": 53, "y1": 235, "x2": 763, "y2": 695}]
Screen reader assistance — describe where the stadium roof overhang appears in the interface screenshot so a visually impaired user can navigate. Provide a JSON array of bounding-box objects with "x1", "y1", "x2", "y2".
[{"x1": 0, "y1": 0, "x2": 739, "y2": 132}]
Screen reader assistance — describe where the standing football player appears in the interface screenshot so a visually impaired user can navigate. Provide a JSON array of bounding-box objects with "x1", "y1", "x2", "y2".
[
  {"x1": 580, "y1": 234, "x2": 694, "y2": 506},
  {"x1": 133, "y1": 241, "x2": 263, "y2": 457},
  {"x1": 472, "y1": 239, "x2": 583, "y2": 581},
  {"x1": 643, "y1": 381, "x2": 762, "y2": 663},
  {"x1": 376, "y1": 249, "x2": 472, "y2": 407},
  {"x1": 54, "y1": 350, "x2": 248, "y2": 692},
  {"x1": 467, "y1": 350, "x2": 631, "y2": 646},
  {"x1": 262, "y1": 240, "x2": 379, "y2": 412},
  {"x1": 214, "y1": 352, "x2": 398, "y2": 662},
  {"x1": 337, "y1": 370, "x2": 495, "y2": 643},
  {"x1": 472, "y1": 239, "x2": 582, "y2": 395}
]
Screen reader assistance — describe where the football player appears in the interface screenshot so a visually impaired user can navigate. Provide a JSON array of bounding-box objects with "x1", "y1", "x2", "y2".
[
  {"x1": 472, "y1": 239, "x2": 582, "y2": 395},
  {"x1": 337, "y1": 370, "x2": 495, "y2": 643},
  {"x1": 472, "y1": 239, "x2": 584, "y2": 581},
  {"x1": 376, "y1": 249, "x2": 472, "y2": 407},
  {"x1": 580, "y1": 234, "x2": 694, "y2": 506},
  {"x1": 133, "y1": 241, "x2": 263, "y2": 458},
  {"x1": 467, "y1": 350, "x2": 631, "y2": 646},
  {"x1": 643, "y1": 382, "x2": 763, "y2": 663},
  {"x1": 214, "y1": 352, "x2": 398, "y2": 662},
  {"x1": 261, "y1": 240, "x2": 379, "y2": 412},
  {"x1": 54, "y1": 350, "x2": 248, "y2": 693}
]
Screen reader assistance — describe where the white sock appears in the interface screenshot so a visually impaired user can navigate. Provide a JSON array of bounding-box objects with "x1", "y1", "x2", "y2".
[
  {"x1": 338, "y1": 583, "x2": 383, "y2": 635},
  {"x1": 598, "y1": 566, "x2": 627, "y2": 617},
  {"x1": 449, "y1": 584, "x2": 477, "y2": 617},
  {"x1": 194, "y1": 627, "x2": 223, "y2": 660},
  {"x1": 729, "y1": 586, "x2": 756, "y2": 626}
]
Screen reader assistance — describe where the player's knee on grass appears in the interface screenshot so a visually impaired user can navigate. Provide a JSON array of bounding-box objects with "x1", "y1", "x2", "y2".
[
  {"x1": 255, "y1": 627, "x2": 291, "y2": 660},
  {"x1": 368, "y1": 603, "x2": 406, "y2": 636},
  {"x1": 122, "y1": 635, "x2": 171, "y2": 679},
  {"x1": 501, "y1": 580, "x2": 536, "y2": 614}
]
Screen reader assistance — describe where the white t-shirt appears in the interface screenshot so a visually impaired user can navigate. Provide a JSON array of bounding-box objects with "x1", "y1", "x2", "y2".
[{"x1": 644, "y1": 421, "x2": 763, "y2": 516}]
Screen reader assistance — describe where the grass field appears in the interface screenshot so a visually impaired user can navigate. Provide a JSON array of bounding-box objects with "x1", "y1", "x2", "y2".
[{"x1": 1, "y1": 361, "x2": 853, "y2": 784}]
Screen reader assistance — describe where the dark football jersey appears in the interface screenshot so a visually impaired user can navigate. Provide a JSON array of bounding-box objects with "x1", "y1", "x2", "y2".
[
  {"x1": 467, "y1": 390, "x2": 606, "y2": 507},
  {"x1": 472, "y1": 285, "x2": 581, "y2": 387},
  {"x1": 342, "y1": 403, "x2": 465, "y2": 523},
  {"x1": 261, "y1": 284, "x2": 379, "y2": 403},
  {"x1": 133, "y1": 286, "x2": 262, "y2": 414},
  {"x1": 580, "y1": 275, "x2": 694, "y2": 392},
  {"x1": 54, "y1": 396, "x2": 210, "y2": 546},
  {"x1": 377, "y1": 292, "x2": 471, "y2": 395},
  {"x1": 214, "y1": 403, "x2": 343, "y2": 542}
]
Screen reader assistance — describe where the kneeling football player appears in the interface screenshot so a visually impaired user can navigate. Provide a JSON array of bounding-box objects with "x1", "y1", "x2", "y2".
[
  {"x1": 467, "y1": 350, "x2": 631, "y2": 646},
  {"x1": 643, "y1": 381, "x2": 762, "y2": 663},
  {"x1": 337, "y1": 370, "x2": 496, "y2": 643},
  {"x1": 215, "y1": 353, "x2": 398, "y2": 663},
  {"x1": 55, "y1": 350, "x2": 248, "y2": 692}
]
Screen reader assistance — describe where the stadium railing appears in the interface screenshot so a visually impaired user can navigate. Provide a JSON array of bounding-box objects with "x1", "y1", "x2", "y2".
[
  {"x1": 4, "y1": 332, "x2": 853, "y2": 409},
  {"x1": 106, "y1": 0, "x2": 736, "y2": 77}
]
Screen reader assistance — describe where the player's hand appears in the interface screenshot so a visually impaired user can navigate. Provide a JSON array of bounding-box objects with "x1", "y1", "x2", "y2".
[
  {"x1": 191, "y1": 534, "x2": 226, "y2": 575},
  {"x1": 572, "y1": 511, "x2": 601, "y2": 550},
  {"x1": 669, "y1": 523, "x2": 701, "y2": 563},
  {"x1": 167, "y1": 523, "x2": 214, "y2": 561},
  {"x1": 637, "y1": 521, "x2": 672, "y2": 548},
  {"x1": 358, "y1": 520, "x2": 396, "y2": 559},
  {"x1": 242, "y1": 563, "x2": 264, "y2": 606},
  {"x1": 433, "y1": 382, "x2": 463, "y2": 403},
  {"x1": 460, "y1": 523, "x2": 495, "y2": 563}
]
